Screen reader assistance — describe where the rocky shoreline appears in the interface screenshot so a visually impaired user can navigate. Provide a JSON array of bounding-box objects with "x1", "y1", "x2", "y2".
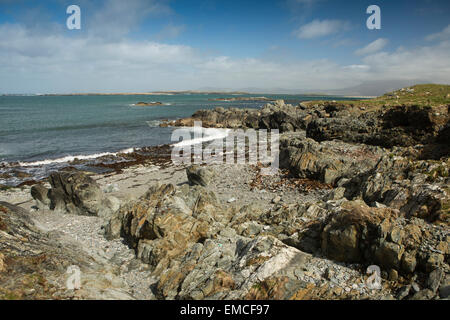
[{"x1": 0, "y1": 84, "x2": 449, "y2": 300}]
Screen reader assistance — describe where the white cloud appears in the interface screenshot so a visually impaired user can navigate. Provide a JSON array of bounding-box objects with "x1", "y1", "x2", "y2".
[
  {"x1": 293, "y1": 19, "x2": 351, "y2": 39},
  {"x1": 426, "y1": 24, "x2": 450, "y2": 41},
  {"x1": 0, "y1": 22, "x2": 449, "y2": 93},
  {"x1": 355, "y1": 38, "x2": 389, "y2": 56},
  {"x1": 360, "y1": 41, "x2": 450, "y2": 82},
  {"x1": 155, "y1": 24, "x2": 186, "y2": 40}
]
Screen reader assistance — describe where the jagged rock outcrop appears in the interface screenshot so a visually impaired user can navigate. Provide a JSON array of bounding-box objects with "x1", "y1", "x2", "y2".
[
  {"x1": 306, "y1": 104, "x2": 449, "y2": 150},
  {"x1": 279, "y1": 133, "x2": 383, "y2": 185},
  {"x1": 343, "y1": 156, "x2": 449, "y2": 221},
  {"x1": 105, "y1": 183, "x2": 235, "y2": 275},
  {"x1": 279, "y1": 132, "x2": 449, "y2": 221},
  {"x1": 154, "y1": 234, "x2": 311, "y2": 299},
  {"x1": 160, "y1": 100, "x2": 318, "y2": 132},
  {"x1": 30, "y1": 172, "x2": 120, "y2": 217},
  {"x1": 321, "y1": 200, "x2": 449, "y2": 276}
]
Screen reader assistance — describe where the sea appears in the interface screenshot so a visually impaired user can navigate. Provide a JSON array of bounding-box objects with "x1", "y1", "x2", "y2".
[{"x1": 0, "y1": 93, "x2": 357, "y2": 186}]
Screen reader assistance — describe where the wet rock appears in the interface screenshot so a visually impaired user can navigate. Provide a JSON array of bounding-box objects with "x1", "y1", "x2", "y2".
[{"x1": 135, "y1": 102, "x2": 163, "y2": 106}]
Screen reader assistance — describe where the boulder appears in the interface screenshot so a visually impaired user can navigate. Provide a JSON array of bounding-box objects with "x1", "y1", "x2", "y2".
[
  {"x1": 279, "y1": 133, "x2": 383, "y2": 186},
  {"x1": 186, "y1": 165, "x2": 214, "y2": 187},
  {"x1": 30, "y1": 184, "x2": 50, "y2": 208},
  {"x1": 426, "y1": 268, "x2": 444, "y2": 293},
  {"x1": 32, "y1": 171, "x2": 119, "y2": 217},
  {"x1": 345, "y1": 156, "x2": 449, "y2": 221},
  {"x1": 320, "y1": 199, "x2": 448, "y2": 276}
]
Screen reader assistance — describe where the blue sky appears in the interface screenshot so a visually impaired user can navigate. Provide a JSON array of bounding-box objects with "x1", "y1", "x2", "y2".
[{"x1": 0, "y1": 0, "x2": 449, "y2": 93}]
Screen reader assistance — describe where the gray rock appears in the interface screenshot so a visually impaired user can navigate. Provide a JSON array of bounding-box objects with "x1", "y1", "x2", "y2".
[
  {"x1": 325, "y1": 187, "x2": 346, "y2": 201},
  {"x1": 98, "y1": 196, "x2": 121, "y2": 218},
  {"x1": 397, "y1": 285, "x2": 411, "y2": 300},
  {"x1": 374, "y1": 241, "x2": 404, "y2": 270},
  {"x1": 426, "y1": 268, "x2": 444, "y2": 293},
  {"x1": 186, "y1": 165, "x2": 214, "y2": 187},
  {"x1": 409, "y1": 289, "x2": 435, "y2": 300},
  {"x1": 32, "y1": 172, "x2": 118, "y2": 217},
  {"x1": 279, "y1": 134, "x2": 382, "y2": 186},
  {"x1": 439, "y1": 275, "x2": 450, "y2": 298},
  {"x1": 401, "y1": 251, "x2": 417, "y2": 274},
  {"x1": 48, "y1": 172, "x2": 104, "y2": 215},
  {"x1": 31, "y1": 184, "x2": 50, "y2": 207}
]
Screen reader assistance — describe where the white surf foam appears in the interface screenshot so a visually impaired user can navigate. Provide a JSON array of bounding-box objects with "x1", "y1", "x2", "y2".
[{"x1": 18, "y1": 148, "x2": 135, "y2": 167}]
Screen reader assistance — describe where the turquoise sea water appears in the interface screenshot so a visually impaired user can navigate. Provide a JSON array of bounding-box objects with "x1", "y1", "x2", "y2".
[{"x1": 0, "y1": 93, "x2": 356, "y2": 185}]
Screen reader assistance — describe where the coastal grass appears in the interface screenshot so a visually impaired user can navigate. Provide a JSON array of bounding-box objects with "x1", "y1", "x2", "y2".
[{"x1": 305, "y1": 84, "x2": 450, "y2": 110}]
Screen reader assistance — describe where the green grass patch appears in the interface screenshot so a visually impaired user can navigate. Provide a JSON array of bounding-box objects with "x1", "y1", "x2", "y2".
[{"x1": 305, "y1": 84, "x2": 450, "y2": 110}]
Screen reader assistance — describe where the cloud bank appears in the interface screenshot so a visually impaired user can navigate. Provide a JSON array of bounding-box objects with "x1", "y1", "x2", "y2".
[
  {"x1": 355, "y1": 38, "x2": 389, "y2": 56},
  {"x1": 0, "y1": 1, "x2": 449, "y2": 94},
  {"x1": 293, "y1": 19, "x2": 351, "y2": 39}
]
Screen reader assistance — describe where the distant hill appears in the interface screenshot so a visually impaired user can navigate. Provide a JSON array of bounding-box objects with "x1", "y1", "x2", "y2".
[
  {"x1": 321, "y1": 80, "x2": 432, "y2": 97},
  {"x1": 197, "y1": 80, "x2": 434, "y2": 96}
]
